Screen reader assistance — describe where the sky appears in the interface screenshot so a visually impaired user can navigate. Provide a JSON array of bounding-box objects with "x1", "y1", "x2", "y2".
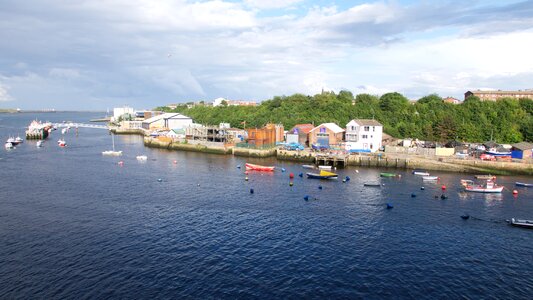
[{"x1": 1, "y1": 0, "x2": 533, "y2": 110}]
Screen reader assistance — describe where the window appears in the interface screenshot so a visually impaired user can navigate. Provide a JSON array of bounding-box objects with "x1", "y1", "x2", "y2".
[
  {"x1": 362, "y1": 135, "x2": 368, "y2": 139},
  {"x1": 372, "y1": 126, "x2": 375, "y2": 131},
  {"x1": 364, "y1": 126, "x2": 370, "y2": 131}
]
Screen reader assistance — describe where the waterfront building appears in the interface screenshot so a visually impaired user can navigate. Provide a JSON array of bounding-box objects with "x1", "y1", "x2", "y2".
[
  {"x1": 246, "y1": 123, "x2": 284, "y2": 148},
  {"x1": 112, "y1": 106, "x2": 134, "y2": 122},
  {"x1": 464, "y1": 89, "x2": 533, "y2": 101},
  {"x1": 286, "y1": 124, "x2": 314, "y2": 146},
  {"x1": 443, "y1": 97, "x2": 461, "y2": 104},
  {"x1": 308, "y1": 123, "x2": 345, "y2": 148},
  {"x1": 511, "y1": 142, "x2": 533, "y2": 160},
  {"x1": 344, "y1": 119, "x2": 383, "y2": 153},
  {"x1": 120, "y1": 120, "x2": 143, "y2": 130},
  {"x1": 141, "y1": 113, "x2": 193, "y2": 131}
]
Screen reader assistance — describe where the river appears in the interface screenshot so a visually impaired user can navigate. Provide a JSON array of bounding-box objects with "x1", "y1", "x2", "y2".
[{"x1": 1, "y1": 112, "x2": 532, "y2": 298}]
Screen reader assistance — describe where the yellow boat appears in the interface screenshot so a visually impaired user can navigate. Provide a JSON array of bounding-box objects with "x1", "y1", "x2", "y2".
[{"x1": 307, "y1": 170, "x2": 338, "y2": 179}]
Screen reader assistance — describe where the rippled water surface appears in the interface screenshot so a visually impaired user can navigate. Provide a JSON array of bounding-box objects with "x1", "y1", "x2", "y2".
[{"x1": 1, "y1": 112, "x2": 532, "y2": 298}]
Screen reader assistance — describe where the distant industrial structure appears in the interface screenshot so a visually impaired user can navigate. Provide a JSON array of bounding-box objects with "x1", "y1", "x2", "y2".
[{"x1": 464, "y1": 89, "x2": 533, "y2": 101}]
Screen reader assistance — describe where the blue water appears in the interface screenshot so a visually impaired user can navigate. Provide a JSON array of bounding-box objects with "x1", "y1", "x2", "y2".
[{"x1": 1, "y1": 112, "x2": 532, "y2": 299}]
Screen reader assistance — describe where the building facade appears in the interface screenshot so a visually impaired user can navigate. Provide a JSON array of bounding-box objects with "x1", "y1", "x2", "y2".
[
  {"x1": 308, "y1": 123, "x2": 345, "y2": 148},
  {"x1": 246, "y1": 123, "x2": 283, "y2": 147},
  {"x1": 464, "y1": 90, "x2": 533, "y2": 101},
  {"x1": 345, "y1": 119, "x2": 383, "y2": 152},
  {"x1": 286, "y1": 123, "x2": 314, "y2": 146},
  {"x1": 141, "y1": 113, "x2": 193, "y2": 130}
]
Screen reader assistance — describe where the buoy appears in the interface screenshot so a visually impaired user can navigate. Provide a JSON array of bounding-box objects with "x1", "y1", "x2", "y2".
[
  {"x1": 461, "y1": 214, "x2": 470, "y2": 220},
  {"x1": 250, "y1": 188, "x2": 254, "y2": 194},
  {"x1": 386, "y1": 203, "x2": 393, "y2": 209},
  {"x1": 398, "y1": 174, "x2": 402, "y2": 178},
  {"x1": 441, "y1": 185, "x2": 446, "y2": 191},
  {"x1": 304, "y1": 195, "x2": 309, "y2": 201},
  {"x1": 197, "y1": 183, "x2": 200, "y2": 186},
  {"x1": 345, "y1": 176, "x2": 350, "y2": 181},
  {"x1": 173, "y1": 160, "x2": 177, "y2": 164},
  {"x1": 245, "y1": 176, "x2": 249, "y2": 181},
  {"x1": 281, "y1": 168, "x2": 286, "y2": 172},
  {"x1": 237, "y1": 165, "x2": 241, "y2": 169},
  {"x1": 434, "y1": 195, "x2": 439, "y2": 199},
  {"x1": 513, "y1": 190, "x2": 518, "y2": 195},
  {"x1": 289, "y1": 173, "x2": 294, "y2": 179},
  {"x1": 157, "y1": 178, "x2": 162, "y2": 182},
  {"x1": 318, "y1": 185, "x2": 323, "y2": 190},
  {"x1": 441, "y1": 194, "x2": 448, "y2": 200},
  {"x1": 342, "y1": 179, "x2": 346, "y2": 183},
  {"x1": 411, "y1": 193, "x2": 416, "y2": 198},
  {"x1": 244, "y1": 171, "x2": 249, "y2": 175},
  {"x1": 118, "y1": 161, "x2": 124, "y2": 166},
  {"x1": 355, "y1": 169, "x2": 359, "y2": 173},
  {"x1": 289, "y1": 182, "x2": 293, "y2": 186},
  {"x1": 421, "y1": 186, "x2": 425, "y2": 190},
  {"x1": 298, "y1": 173, "x2": 303, "y2": 178}
]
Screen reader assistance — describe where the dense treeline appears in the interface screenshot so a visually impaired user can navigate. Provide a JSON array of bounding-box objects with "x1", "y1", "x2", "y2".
[{"x1": 156, "y1": 92, "x2": 533, "y2": 143}]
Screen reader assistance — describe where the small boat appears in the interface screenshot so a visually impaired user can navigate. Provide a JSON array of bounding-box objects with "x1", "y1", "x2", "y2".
[
  {"x1": 460, "y1": 179, "x2": 475, "y2": 187},
  {"x1": 475, "y1": 174, "x2": 496, "y2": 180},
  {"x1": 307, "y1": 170, "x2": 338, "y2": 179},
  {"x1": 363, "y1": 182, "x2": 381, "y2": 187},
  {"x1": 422, "y1": 176, "x2": 439, "y2": 181},
  {"x1": 15, "y1": 136, "x2": 23, "y2": 144},
  {"x1": 5, "y1": 142, "x2": 14, "y2": 149},
  {"x1": 6, "y1": 137, "x2": 18, "y2": 145},
  {"x1": 464, "y1": 180, "x2": 503, "y2": 193},
  {"x1": 485, "y1": 150, "x2": 511, "y2": 156},
  {"x1": 515, "y1": 182, "x2": 533, "y2": 187},
  {"x1": 57, "y1": 139, "x2": 67, "y2": 147},
  {"x1": 102, "y1": 134, "x2": 122, "y2": 156},
  {"x1": 245, "y1": 163, "x2": 275, "y2": 172},
  {"x1": 318, "y1": 165, "x2": 332, "y2": 170},
  {"x1": 412, "y1": 170, "x2": 430, "y2": 176},
  {"x1": 36, "y1": 140, "x2": 43, "y2": 147},
  {"x1": 136, "y1": 155, "x2": 148, "y2": 161},
  {"x1": 302, "y1": 164, "x2": 315, "y2": 169},
  {"x1": 380, "y1": 172, "x2": 397, "y2": 177},
  {"x1": 461, "y1": 214, "x2": 470, "y2": 220},
  {"x1": 509, "y1": 218, "x2": 533, "y2": 229}
]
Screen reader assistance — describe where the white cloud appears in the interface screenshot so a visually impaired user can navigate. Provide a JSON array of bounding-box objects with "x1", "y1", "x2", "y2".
[
  {"x1": 0, "y1": 83, "x2": 13, "y2": 102},
  {"x1": 244, "y1": 0, "x2": 303, "y2": 10},
  {"x1": 49, "y1": 68, "x2": 81, "y2": 79}
]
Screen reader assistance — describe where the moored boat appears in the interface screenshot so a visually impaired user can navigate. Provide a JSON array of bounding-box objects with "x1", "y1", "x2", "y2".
[
  {"x1": 363, "y1": 182, "x2": 381, "y2": 187},
  {"x1": 318, "y1": 165, "x2": 332, "y2": 170},
  {"x1": 412, "y1": 170, "x2": 430, "y2": 176},
  {"x1": 485, "y1": 150, "x2": 511, "y2": 156},
  {"x1": 475, "y1": 174, "x2": 496, "y2": 180},
  {"x1": 509, "y1": 218, "x2": 533, "y2": 229},
  {"x1": 515, "y1": 182, "x2": 533, "y2": 187},
  {"x1": 102, "y1": 133, "x2": 122, "y2": 156},
  {"x1": 380, "y1": 172, "x2": 397, "y2": 177},
  {"x1": 307, "y1": 170, "x2": 338, "y2": 179},
  {"x1": 245, "y1": 163, "x2": 275, "y2": 172},
  {"x1": 136, "y1": 155, "x2": 148, "y2": 161},
  {"x1": 302, "y1": 164, "x2": 315, "y2": 169},
  {"x1": 57, "y1": 139, "x2": 67, "y2": 147},
  {"x1": 464, "y1": 180, "x2": 503, "y2": 193},
  {"x1": 5, "y1": 142, "x2": 14, "y2": 149},
  {"x1": 422, "y1": 176, "x2": 439, "y2": 181}
]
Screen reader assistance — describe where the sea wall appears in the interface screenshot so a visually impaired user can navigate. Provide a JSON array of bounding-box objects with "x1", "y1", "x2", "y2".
[
  {"x1": 232, "y1": 147, "x2": 276, "y2": 158},
  {"x1": 143, "y1": 137, "x2": 231, "y2": 155}
]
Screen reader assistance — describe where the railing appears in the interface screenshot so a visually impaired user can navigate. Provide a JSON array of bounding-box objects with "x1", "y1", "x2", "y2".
[{"x1": 53, "y1": 123, "x2": 108, "y2": 129}]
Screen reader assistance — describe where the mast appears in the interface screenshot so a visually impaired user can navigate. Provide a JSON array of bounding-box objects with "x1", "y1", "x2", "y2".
[{"x1": 112, "y1": 133, "x2": 115, "y2": 151}]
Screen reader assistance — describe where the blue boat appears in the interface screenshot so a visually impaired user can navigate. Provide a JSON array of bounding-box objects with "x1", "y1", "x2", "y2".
[{"x1": 515, "y1": 182, "x2": 533, "y2": 187}]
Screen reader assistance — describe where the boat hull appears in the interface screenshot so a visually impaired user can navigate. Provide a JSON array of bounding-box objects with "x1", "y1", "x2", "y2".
[
  {"x1": 245, "y1": 163, "x2": 275, "y2": 172},
  {"x1": 307, "y1": 173, "x2": 337, "y2": 179},
  {"x1": 422, "y1": 176, "x2": 439, "y2": 181},
  {"x1": 464, "y1": 186, "x2": 504, "y2": 193},
  {"x1": 515, "y1": 182, "x2": 533, "y2": 187},
  {"x1": 510, "y1": 218, "x2": 533, "y2": 229},
  {"x1": 380, "y1": 173, "x2": 396, "y2": 177}
]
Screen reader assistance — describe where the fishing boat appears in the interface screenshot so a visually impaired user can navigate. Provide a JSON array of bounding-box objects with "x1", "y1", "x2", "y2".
[
  {"x1": 318, "y1": 165, "x2": 332, "y2": 170},
  {"x1": 412, "y1": 170, "x2": 430, "y2": 176},
  {"x1": 509, "y1": 218, "x2": 533, "y2": 229},
  {"x1": 302, "y1": 164, "x2": 315, "y2": 169},
  {"x1": 102, "y1": 134, "x2": 122, "y2": 156},
  {"x1": 245, "y1": 163, "x2": 275, "y2": 172},
  {"x1": 464, "y1": 180, "x2": 503, "y2": 193},
  {"x1": 474, "y1": 174, "x2": 496, "y2": 180},
  {"x1": 363, "y1": 182, "x2": 381, "y2": 187},
  {"x1": 57, "y1": 139, "x2": 67, "y2": 147},
  {"x1": 380, "y1": 172, "x2": 397, "y2": 177},
  {"x1": 515, "y1": 182, "x2": 533, "y2": 187},
  {"x1": 422, "y1": 176, "x2": 439, "y2": 181},
  {"x1": 307, "y1": 170, "x2": 338, "y2": 179}
]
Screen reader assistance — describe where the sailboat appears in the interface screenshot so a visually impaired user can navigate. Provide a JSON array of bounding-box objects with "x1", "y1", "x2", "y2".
[{"x1": 102, "y1": 133, "x2": 122, "y2": 156}]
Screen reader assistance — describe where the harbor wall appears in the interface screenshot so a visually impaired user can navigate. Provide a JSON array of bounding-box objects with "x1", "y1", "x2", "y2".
[{"x1": 143, "y1": 137, "x2": 231, "y2": 155}]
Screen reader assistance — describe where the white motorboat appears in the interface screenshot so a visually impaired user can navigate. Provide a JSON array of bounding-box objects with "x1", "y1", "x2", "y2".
[
  {"x1": 464, "y1": 180, "x2": 503, "y2": 193},
  {"x1": 509, "y1": 218, "x2": 533, "y2": 229},
  {"x1": 413, "y1": 170, "x2": 430, "y2": 176},
  {"x1": 318, "y1": 165, "x2": 332, "y2": 170},
  {"x1": 15, "y1": 136, "x2": 23, "y2": 144},
  {"x1": 302, "y1": 164, "x2": 315, "y2": 169},
  {"x1": 5, "y1": 142, "x2": 14, "y2": 149},
  {"x1": 102, "y1": 133, "x2": 122, "y2": 156},
  {"x1": 422, "y1": 176, "x2": 439, "y2": 181},
  {"x1": 136, "y1": 155, "x2": 148, "y2": 161}
]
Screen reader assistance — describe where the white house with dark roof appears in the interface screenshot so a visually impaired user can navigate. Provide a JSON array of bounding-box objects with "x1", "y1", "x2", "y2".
[{"x1": 345, "y1": 119, "x2": 383, "y2": 152}]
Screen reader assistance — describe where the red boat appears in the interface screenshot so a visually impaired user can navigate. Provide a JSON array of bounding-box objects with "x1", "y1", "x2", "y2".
[{"x1": 245, "y1": 163, "x2": 275, "y2": 172}]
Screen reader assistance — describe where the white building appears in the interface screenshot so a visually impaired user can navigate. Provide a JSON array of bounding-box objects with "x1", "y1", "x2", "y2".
[
  {"x1": 213, "y1": 97, "x2": 227, "y2": 107},
  {"x1": 113, "y1": 106, "x2": 134, "y2": 122},
  {"x1": 142, "y1": 113, "x2": 193, "y2": 130},
  {"x1": 345, "y1": 119, "x2": 383, "y2": 152}
]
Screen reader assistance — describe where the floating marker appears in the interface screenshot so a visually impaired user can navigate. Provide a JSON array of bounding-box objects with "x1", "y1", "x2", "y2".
[
  {"x1": 289, "y1": 173, "x2": 294, "y2": 179},
  {"x1": 118, "y1": 161, "x2": 124, "y2": 166},
  {"x1": 386, "y1": 203, "x2": 394, "y2": 209},
  {"x1": 441, "y1": 194, "x2": 448, "y2": 200},
  {"x1": 245, "y1": 177, "x2": 249, "y2": 181},
  {"x1": 281, "y1": 168, "x2": 286, "y2": 172},
  {"x1": 299, "y1": 173, "x2": 303, "y2": 178},
  {"x1": 244, "y1": 171, "x2": 249, "y2": 175},
  {"x1": 318, "y1": 185, "x2": 323, "y2": 190},
  {"x1": 441, "y1": 185, "x2": 447, "y2": 191},
  {"x1": 157, "y1": 178, "x2": 162, "y2": 182},
  {"x1": 355, "y1": 170, "x2": 359, "y2": 173},
  {"x1": 513, "y1": 190, "x2": 518, "y2": 195},
  {"x1": 237, "y1": 165, "x2": 241, "y2": 169},
  {"x1": 411, "y1": 193, "x2": 416, "y2": 198},
  {"x1": 345, "y1": 176, "x2": 351, "y2": 181},
  {"x1": 250, "y1": 188, "x2": 254, "y2": 194},
  {"x1": 343, "y1": 179, "x2": 346, "y2": 183},
  {"x1": 421, "y1": 186, "x2": 425, "y2": 190},
  {"x1": 304, "y1": 195, "x2": 309, "y2": 201},
  {"x1": 197, "y1": 183, "x2": 200, "y2": 186},
  {"x1": 461, "y1": 214, "x2": 470, "y2": 220},
  {"x1": 289, "y1": 182, "x2": 293, "y2": 186},
  {"x1": 173, "y1": 160, "x2": 177, "y2": 164}
]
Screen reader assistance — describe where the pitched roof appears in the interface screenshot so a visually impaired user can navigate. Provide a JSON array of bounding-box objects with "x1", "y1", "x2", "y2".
[
  {"x1": 348, "y1": 119, "x2": 382, "y2": 126},
  {"x1": 512, "y1": 142, "x2": 533, "y2": 151},
  {"x1": 289, "y1": 123, "x2": 314, "y2": 134},
  {"x1": 142, "y1": 113, "x2": 191, "y2": 124},
  {"x1": 310, "y1": 123, "x2": 345, "y2": 134}
]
